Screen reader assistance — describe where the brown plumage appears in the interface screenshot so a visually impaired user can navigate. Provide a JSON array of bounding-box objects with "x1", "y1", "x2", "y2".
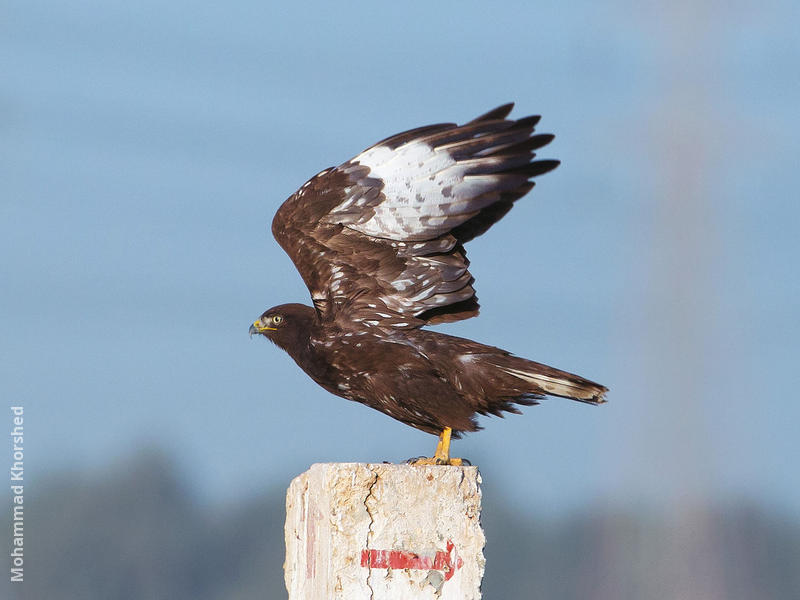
[{"x1": 250, "y1": 104, "x2": 607, "y2": 444}]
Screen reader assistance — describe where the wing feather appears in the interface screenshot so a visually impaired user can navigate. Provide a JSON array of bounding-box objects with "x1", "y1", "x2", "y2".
[{"x1": 271, "y1": 104, "x2": 558, "y2": 328}]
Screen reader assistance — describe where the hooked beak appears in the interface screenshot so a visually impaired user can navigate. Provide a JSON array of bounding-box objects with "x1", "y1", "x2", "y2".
[{"x1": 249, "y1": 320, "x2": 276, "y2": 337}]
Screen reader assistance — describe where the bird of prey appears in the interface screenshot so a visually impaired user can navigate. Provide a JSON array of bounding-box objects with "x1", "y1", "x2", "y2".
[{"x1": 250, "y1": 103, "x2": 607, "y2": 464}]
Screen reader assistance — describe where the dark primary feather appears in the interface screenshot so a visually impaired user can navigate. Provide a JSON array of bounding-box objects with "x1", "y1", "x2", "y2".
[{"x1": 271, "y1": 103, "x2": 559, "y2": 329}]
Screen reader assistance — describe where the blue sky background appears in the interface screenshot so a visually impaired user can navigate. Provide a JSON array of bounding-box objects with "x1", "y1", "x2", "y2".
[{"x1": 2, "y1": 0, "x2": 798, "y2": 518}]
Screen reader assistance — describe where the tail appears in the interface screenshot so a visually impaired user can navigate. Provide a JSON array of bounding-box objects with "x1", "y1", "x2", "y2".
[{"x1": 491, "y1": 355, "x2": 608, "y2": 405}]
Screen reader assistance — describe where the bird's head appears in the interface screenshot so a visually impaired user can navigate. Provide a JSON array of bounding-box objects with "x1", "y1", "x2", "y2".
[{"x1": 249, "y1": 303, "x2": 317, "y2": 353}]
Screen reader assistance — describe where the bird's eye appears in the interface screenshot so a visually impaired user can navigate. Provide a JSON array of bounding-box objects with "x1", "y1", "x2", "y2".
[{"x1": 272, "y1": 315, "x2": 283, "y2": 325}]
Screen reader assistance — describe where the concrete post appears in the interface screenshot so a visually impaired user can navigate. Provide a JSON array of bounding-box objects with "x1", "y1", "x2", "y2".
[{"x1": 284, "y1": 463, "x2": 485, "y2": 599}]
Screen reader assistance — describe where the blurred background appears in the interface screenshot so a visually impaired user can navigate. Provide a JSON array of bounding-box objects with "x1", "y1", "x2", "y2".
[{"x1": 2, "y1": 1, "x2": 799, "y2": 598}]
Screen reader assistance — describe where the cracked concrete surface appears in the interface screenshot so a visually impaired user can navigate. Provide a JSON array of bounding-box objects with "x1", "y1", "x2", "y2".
[
  {"x1": 284, "y1": 463, "x2": 485, "y2": 599},
  {"x1": 364, "y1": 465, "x2": 380, "y2": 600}
]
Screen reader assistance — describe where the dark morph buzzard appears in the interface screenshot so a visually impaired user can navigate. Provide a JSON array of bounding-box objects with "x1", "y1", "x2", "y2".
[{"x1": 250, "y1": 104, "x2": 607, "y2": 464}]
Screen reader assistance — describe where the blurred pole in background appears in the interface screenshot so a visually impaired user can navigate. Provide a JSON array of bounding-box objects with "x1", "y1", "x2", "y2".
[
  {"x1": 612, "y1": 2, "x2": 735, "y2": 598},
  {"x1": 640, "y1": 0, "x2": 721, "y2": 508}
]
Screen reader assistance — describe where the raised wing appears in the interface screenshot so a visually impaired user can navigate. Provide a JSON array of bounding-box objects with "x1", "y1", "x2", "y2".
[{"x1": 271, "y1": 103, "x2": 558, "y2": 328}]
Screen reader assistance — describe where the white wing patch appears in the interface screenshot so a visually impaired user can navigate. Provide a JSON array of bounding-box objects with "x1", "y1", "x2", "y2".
[{"x1": 336, "y1": 139, "x2": 503, "y2": 241}]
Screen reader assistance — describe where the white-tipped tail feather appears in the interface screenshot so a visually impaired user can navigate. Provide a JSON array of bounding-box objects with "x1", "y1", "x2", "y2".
[{"x1": 499, "y1": 365, "x2": 608, "y2": 404}]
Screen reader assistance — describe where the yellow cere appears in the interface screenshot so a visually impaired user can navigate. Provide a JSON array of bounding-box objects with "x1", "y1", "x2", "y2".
[{"x1": 252, "y1": 320, "x2": 277, "y2": 332}]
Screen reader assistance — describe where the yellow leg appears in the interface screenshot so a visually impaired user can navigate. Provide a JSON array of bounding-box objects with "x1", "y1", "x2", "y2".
[
  {"x1": 410, "y1": 427, "x2": 463, "y2": 466},
  {"x1": 433, "y1": 427, "x2": 452, "y2": 463}
]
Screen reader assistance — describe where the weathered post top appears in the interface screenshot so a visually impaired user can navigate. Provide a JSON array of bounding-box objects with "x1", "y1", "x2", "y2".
[{"x1": 284, "y1": 462, "x2": 485, "y2": 600}]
